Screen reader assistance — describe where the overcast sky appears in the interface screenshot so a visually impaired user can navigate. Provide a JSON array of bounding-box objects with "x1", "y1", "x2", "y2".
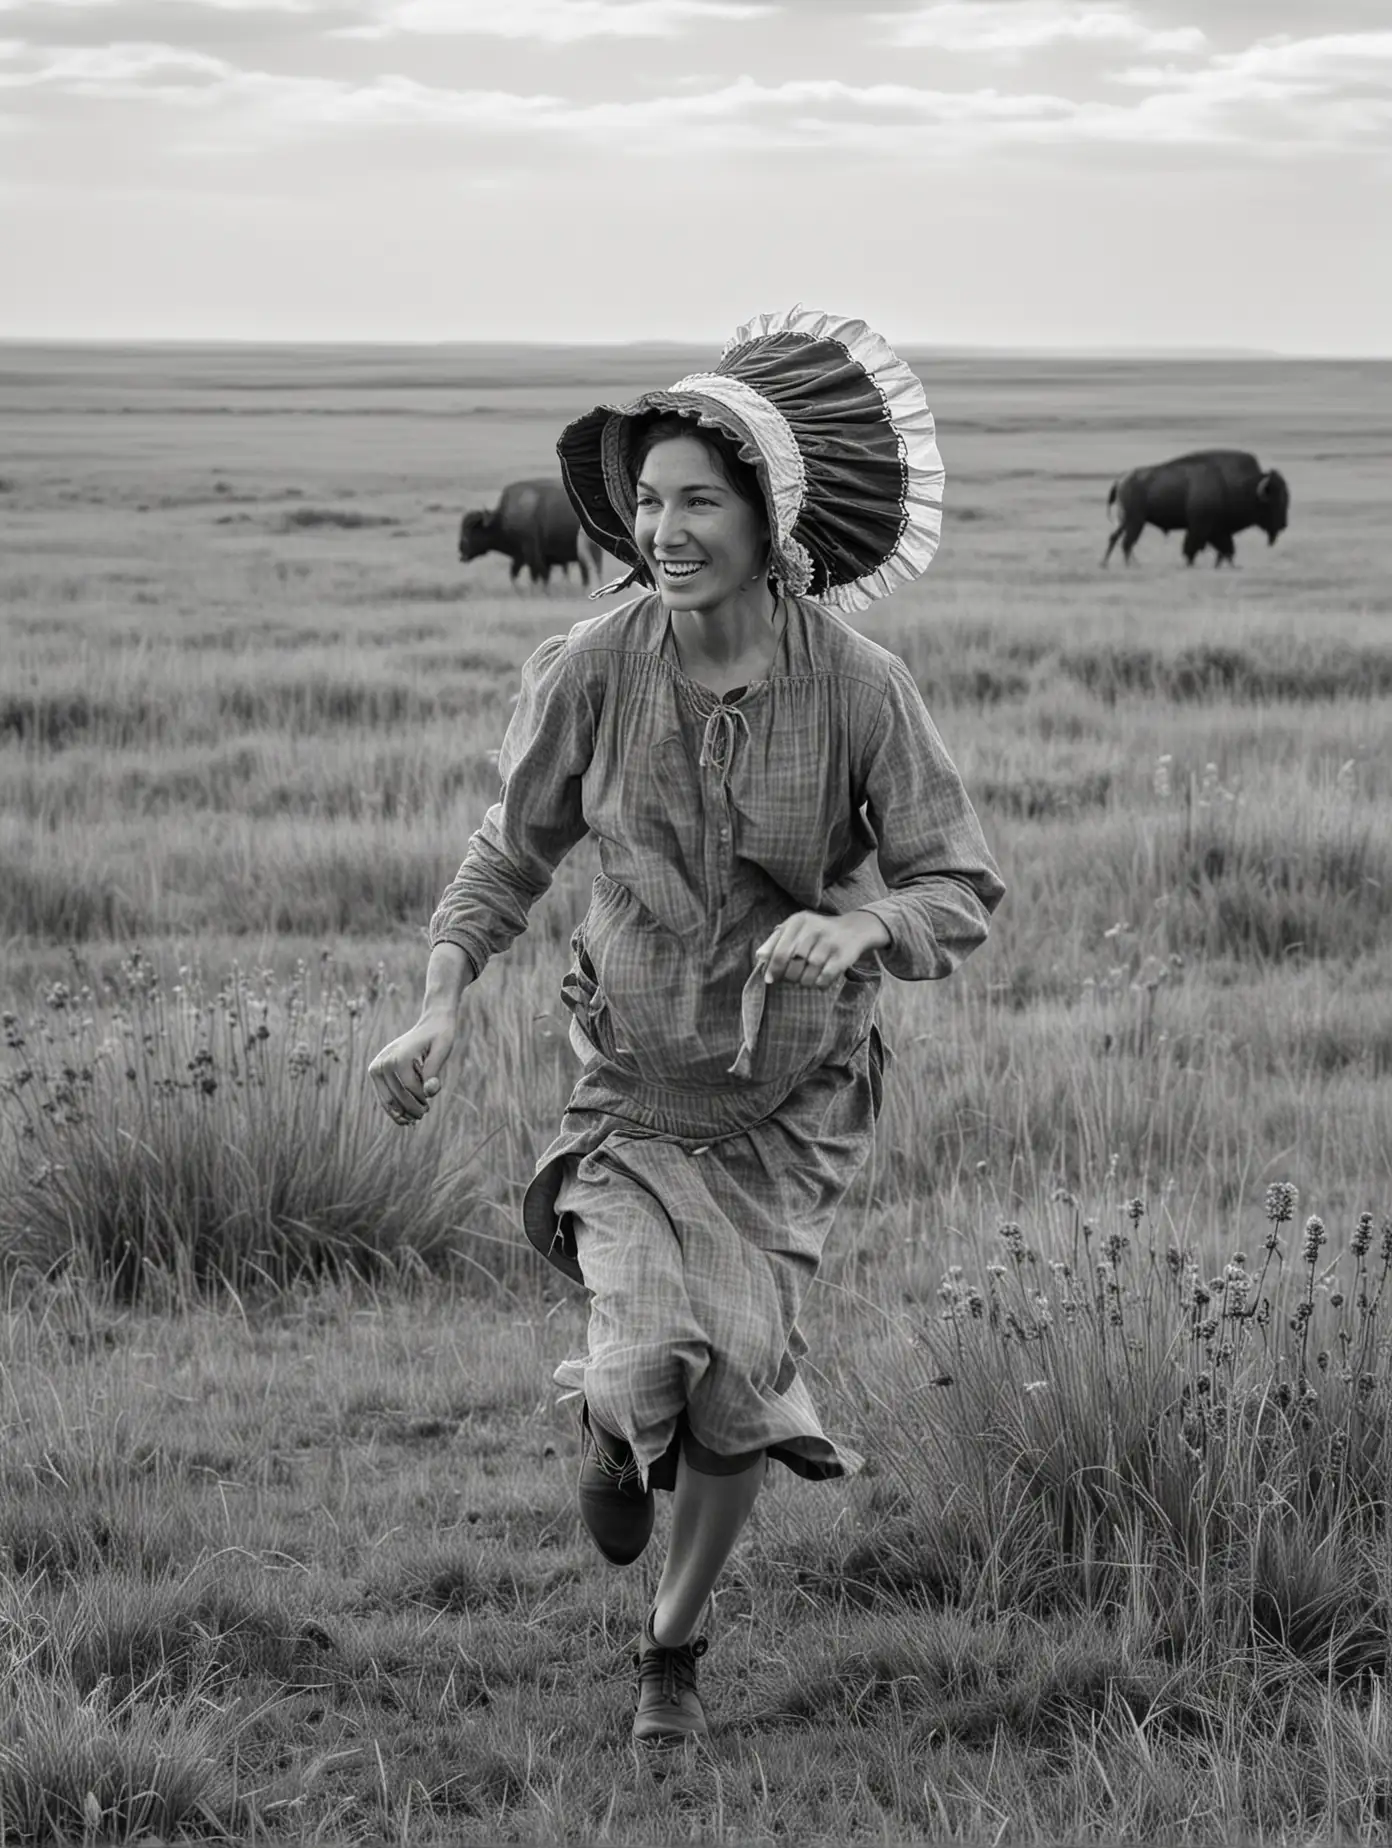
[{"x1": 1, "y1": 0, "x2": 1388, "y2": 351}]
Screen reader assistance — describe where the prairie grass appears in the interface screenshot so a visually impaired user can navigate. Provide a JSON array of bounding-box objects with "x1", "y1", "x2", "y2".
[{"x1": 1, "y1": 342, "x2": 1391, "y2": 1841}]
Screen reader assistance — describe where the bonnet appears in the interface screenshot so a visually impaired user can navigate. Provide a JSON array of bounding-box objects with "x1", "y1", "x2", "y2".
[{"x1": 556, "y1": 305, "x2": 945, "y2": 616}]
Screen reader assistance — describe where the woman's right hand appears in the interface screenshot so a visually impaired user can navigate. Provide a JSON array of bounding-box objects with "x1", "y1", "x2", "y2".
[{"x1": 368, "y1": 1012, "x2": 456, "y2": 1127}]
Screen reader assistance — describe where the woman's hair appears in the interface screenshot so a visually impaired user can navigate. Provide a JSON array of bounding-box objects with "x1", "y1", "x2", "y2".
[{"x1": 628, "y1": 411, "x2": 765, "y2": 517}]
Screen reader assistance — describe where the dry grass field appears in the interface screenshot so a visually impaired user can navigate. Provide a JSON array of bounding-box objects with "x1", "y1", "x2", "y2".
[{"x1": 2, "y1": 340, "x2": 1391, "y2": 1843}]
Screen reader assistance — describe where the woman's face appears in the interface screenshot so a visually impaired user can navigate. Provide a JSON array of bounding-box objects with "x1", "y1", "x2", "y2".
[{"x1": 633, "y1": 435, "x2": 768, "y2": 616}]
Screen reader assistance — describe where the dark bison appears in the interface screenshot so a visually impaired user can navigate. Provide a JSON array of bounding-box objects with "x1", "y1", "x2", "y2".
[
  {"x1": 1103, "y1": 450, "x2": 1290, "y2": 567},
  {"x1": 458, "y1": 478, "x2": 604, "y2": 590}
]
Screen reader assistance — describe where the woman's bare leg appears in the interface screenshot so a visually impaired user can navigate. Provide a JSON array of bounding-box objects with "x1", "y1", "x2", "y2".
[{"x1": 649, "y1": 1449, "x2": 766, "y2": 1645}]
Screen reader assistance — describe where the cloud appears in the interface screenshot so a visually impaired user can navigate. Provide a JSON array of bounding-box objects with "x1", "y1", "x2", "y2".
[
  {"x1": 873, "y1": 2, "x2": 1206, "y2": 56},
  {"x1": 1124, "y1": 28, "x2": 1392, "y2": 87},
  {"x1": 0, "y1": 0, "x2": 322, "y2": 11},
  {"x1": 0, "y1": 53, "x2": 1077, "y2": 142},
  {"x1": 340, "y1": 0, "x2": 773, "y2": 40},
  {"x1": 3, "y1": 31, "x2": 1387, "y2": 160},
  {"x1": 1111, "y1": 32, "x2": 1392, "y2": 145}
]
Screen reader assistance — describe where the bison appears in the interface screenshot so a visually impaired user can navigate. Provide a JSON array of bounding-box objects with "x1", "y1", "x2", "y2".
[
  {"x1": 1102, "y1": 450, "x2": 1290, "y2": 568},
  {"x1": 458, "y1": 478, "x2": 605, "y2": 591}
]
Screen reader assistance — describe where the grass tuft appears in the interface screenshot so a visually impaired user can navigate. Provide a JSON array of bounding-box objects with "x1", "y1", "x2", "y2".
[{"x1": 0, "y1": 951, "x2": 501, "y2": 1298}]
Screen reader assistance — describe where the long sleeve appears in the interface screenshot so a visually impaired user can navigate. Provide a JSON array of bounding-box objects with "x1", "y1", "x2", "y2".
[
  {"x1": 855, "y1": 659, "x2": 1005, "y2": 980},
  {"x1": 428, "y1": 633, "x2": 596, "y2": 982}
]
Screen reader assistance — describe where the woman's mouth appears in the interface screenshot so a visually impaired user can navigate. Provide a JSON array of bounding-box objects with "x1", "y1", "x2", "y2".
[{"x1": 659, "y1": 560, "x2": 705, "y2": 581}]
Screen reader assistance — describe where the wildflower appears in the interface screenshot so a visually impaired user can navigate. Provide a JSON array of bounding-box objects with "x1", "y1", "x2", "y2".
[
  {"x1": 1302, "y1": 1215, "x2": 1326, "y2": 1266},
  {"x1": 964, "y1": 1286, "x2": 984, "y2": 1320},
  {"x1": 1329, "y1": 1292, "x2": 1344, "y2": 1310},
  {"x1": 1131, "y1": 958, "x2": 1167, "y2": 994},
  {"x1": 1103, "y1": 1230, "x2": 1128, "y2": 1265},
  {"x1": 288, "y1": 1041, "x2": 314, "y2": 1077},
  {"x1": 985, "y1": 1263, "x2": 1008, "y2": 1282},
  {"x1": 1316, "y1": 1350, "x2": 1330, "y2": 1373},
  {"x1": 1264, "y1": 1182, "x2": 1298, "y2": 1226},
  {"x1": 1196, "y1": 1374, "x2": 1212, "y2": 1396},
  {"x1": 998, "y1": 1220, "x2": 1024, "y2": 1246},
  {"x1": 1290, "y1": 1302, "x2": 1313, "y2": 1329},
  {"x1": 1275, "y1": 1380, "x2": 1293, "y2": 1410},
  {"x1": 1382, "y1": 1218, "x2": 1392, "y2": 1265},
  {"x1": 1353, "y1": 1212, "x2": 1374, "y2": 1259},
  {"x1": 1125, "y1": 1197, "x2": 1145, "y2": 1228},
  {"x1": 1166, "y1": 1244, "x2": 1184, "y2": 1275}
]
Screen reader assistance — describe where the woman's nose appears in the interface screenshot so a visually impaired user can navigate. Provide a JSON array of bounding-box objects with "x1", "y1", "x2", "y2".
[{"x1": 653, "y1": 503, "x2": 687, "y2": 549}]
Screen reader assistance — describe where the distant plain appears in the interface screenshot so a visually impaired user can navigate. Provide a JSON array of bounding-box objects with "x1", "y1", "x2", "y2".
[{"x1": 2, "y1": 343, "x2": 1392, "y2": 1843}]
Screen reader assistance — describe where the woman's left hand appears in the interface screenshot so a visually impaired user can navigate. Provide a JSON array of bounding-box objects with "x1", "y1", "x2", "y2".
[{"x1": 755, "y1": 910, "x2": 891, "y2": 989}]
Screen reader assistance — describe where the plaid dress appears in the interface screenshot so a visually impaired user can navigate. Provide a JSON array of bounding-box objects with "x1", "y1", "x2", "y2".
[{"x1": 430, "y1": 593, "x2": 1003, "y2": 1487}]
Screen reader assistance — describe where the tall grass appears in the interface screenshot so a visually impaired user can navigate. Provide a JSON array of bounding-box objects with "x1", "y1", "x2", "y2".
[
  {"x1": 0, "y1": 951, "x2": 508, "y2": 1299},
  {"x1": 856, "y1": 1188, "x2": 1392, "y2": 1664}
]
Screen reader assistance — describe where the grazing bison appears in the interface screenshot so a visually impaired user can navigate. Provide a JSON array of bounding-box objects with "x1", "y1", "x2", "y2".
[
  {"x1": 1102, "y1": 450, "x2": 1290, "y2": 567},
  {"x1": 458, "y1": 478, "x2": 604, "y2": 590}
]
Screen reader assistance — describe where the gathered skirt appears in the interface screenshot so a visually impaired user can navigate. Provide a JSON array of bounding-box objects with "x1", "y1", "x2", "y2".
[{"x1": 521, "y1": 1026, "x2": 885, "y2": 1490}]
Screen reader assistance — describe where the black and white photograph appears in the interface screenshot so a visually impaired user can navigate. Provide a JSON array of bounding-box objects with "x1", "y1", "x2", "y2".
[{"x1": 2, "y1": 1, "x2": 1390, "y2": 1840}]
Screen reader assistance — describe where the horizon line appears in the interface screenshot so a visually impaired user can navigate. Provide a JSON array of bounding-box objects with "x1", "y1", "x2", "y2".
[{"x1": 0, "y1": 334, "x2": 1388, "y2": 362}]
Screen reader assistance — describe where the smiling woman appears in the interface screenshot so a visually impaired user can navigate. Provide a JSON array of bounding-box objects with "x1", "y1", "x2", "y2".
[{"x1": 369, "y1": 304, "x2": 1004, "y2": 1750}]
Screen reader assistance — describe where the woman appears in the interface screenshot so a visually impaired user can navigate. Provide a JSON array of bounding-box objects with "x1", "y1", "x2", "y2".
[{"x1": 370, "y1": 307, "x2": 1004, "y2": 1748}]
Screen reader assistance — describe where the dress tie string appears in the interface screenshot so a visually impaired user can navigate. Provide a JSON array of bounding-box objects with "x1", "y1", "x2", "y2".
[
  {"x1": 698, "y1": 701, "x2": 750, "y2": 778},
  {"x1": 728, "y1": 964, "x2": 768, "y2": 1081},
  {"x1": 694, "y1": 695, "x2": 761, "y2": 1074}
]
